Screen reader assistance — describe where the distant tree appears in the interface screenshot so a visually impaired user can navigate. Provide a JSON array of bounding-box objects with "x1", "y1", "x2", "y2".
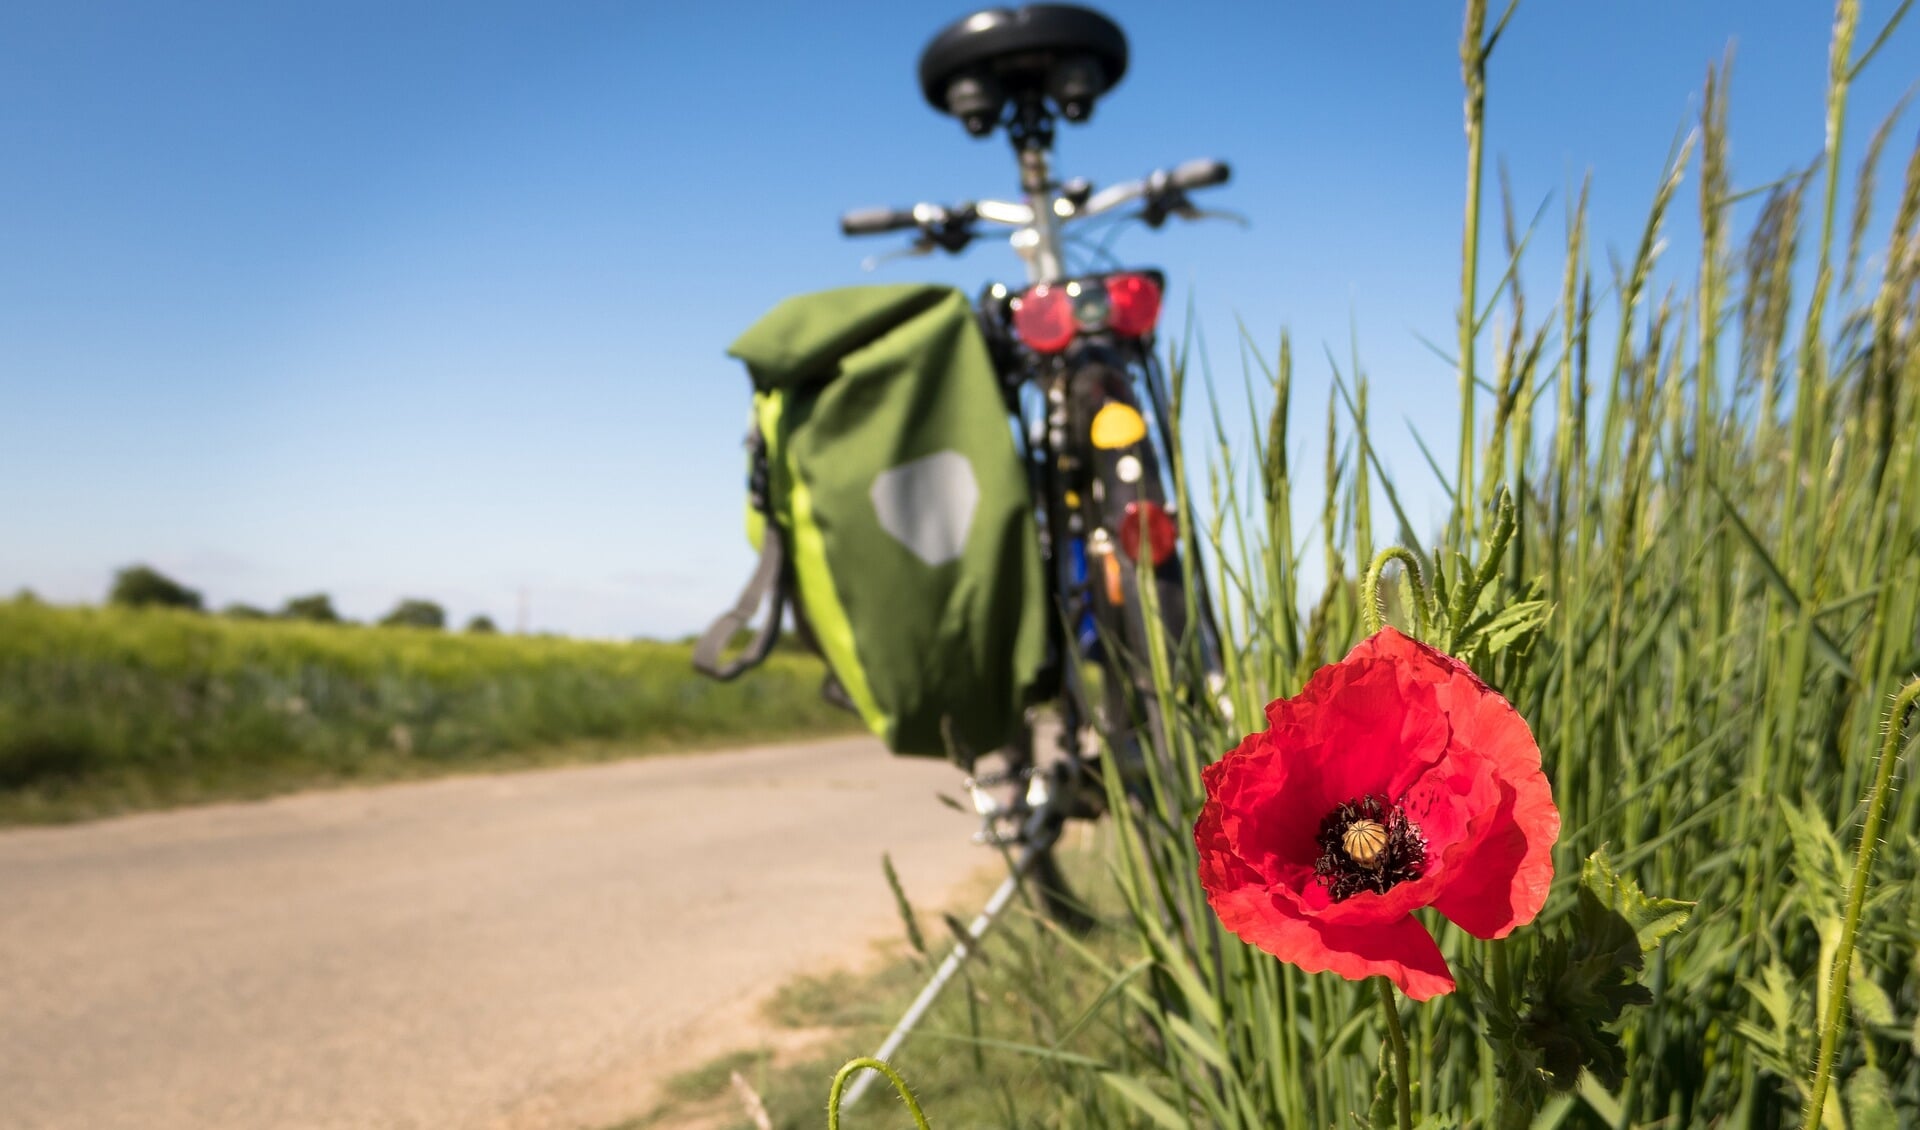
[
  {"x1": 280, "y1": 593, "x2": 342, "y2": 623},
  {"x1": 109, "y1": 565, "x2": 203, "y2": 611},
  {"x1": 379, "y1": 599, "x2": 446, "y2": 630},
  {"x1": 11, "y1": 588, "x2": 41, "y2": 605},
  {"x1": 222, "y1": 603, "x2": 270, "y2": 620},
  {"x1": 464, "y1": 614, "x2": 499, "y2": 634}
]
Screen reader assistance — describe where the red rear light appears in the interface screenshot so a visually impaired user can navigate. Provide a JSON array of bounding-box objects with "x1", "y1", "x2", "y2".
[
  {"x1": 1117, "y1": 500, "x2": 1177, "y2": 568},
  {"x1": 1012, "y1": 284, "x2": 1075, "y2": 353},
  {"x1": 1105, "y1": 272, "x2": 1162, "y2": 338}
]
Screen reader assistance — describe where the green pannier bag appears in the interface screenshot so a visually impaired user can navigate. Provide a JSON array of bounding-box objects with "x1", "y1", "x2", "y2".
[{"x1": 693, "y1": 283, "x2": 1047, "y2": 760}]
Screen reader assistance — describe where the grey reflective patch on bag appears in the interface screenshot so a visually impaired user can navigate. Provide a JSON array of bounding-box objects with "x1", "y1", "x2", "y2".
[{"x1": 870, "y1": 451, "x2": 979, "y2": 566}]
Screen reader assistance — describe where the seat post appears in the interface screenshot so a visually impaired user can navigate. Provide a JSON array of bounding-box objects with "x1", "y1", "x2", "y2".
[
  {"x1": 1009, "y1": 96, "x2": 1066, "y2": 284},
  {"x1": 1018, "y1": 146, "x2": 1050, "y2": 197},
  {"x1": 1015, "y1": 149, "x2": 1066, "y2": 284}
]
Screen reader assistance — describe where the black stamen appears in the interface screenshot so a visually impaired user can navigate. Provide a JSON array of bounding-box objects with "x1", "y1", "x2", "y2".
[{"x1": 1314, "y1": 794, "x2": 1427, "y2": 901}]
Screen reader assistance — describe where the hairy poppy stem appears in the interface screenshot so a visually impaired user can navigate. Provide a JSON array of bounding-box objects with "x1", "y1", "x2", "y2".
[
  {"x1": 1487, "y1": 937, "x2": 1512, "y2": 1116},
  {"x1": 1803, "y1": 677, "x2": 1920, "y2": 1130},
  {"x1": 828, "y1": 1057, "x2": 931, "y2": 1130},
  {"x1": 1376, "y1": 977, "x2": 1414, "y2": 1130},
  {"x1": 1362, "y1": 547, "x2": 1430, "y2": 637}
]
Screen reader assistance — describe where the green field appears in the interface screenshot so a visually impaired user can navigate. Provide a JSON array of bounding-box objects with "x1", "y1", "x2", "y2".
[{"x1": 0, "y1": 598, "x2": 860, "y2": 824}]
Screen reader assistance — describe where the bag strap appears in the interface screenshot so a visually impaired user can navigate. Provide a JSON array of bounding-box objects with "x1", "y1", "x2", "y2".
[
  {"x1": 694, "y1": 424, "x2": 788, "y2": 681},
  {"x1": 819, "y1": 670, "x2": 856, "y2": 713},
  {"x1": 692, "y1": 520, "x2": 787, "y2": 680}
]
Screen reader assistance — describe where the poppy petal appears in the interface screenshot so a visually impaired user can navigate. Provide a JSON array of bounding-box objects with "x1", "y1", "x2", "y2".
[
  {"x1": 1425, "y1": 656, "x2": 1559, "y2": 936},
  {"x1": 1430, "y1": 782, "x2": 1533, "y2": 937},
  {"x1": 1203, "y1": 879, "x2": 1455, "y2": 1000},
  {"x1": 1200, "y1": 731, "x2": 1324, "y2": 883},
  {"x1": 1311, "y1": 662, "x2": 1451, "y2": 813}
]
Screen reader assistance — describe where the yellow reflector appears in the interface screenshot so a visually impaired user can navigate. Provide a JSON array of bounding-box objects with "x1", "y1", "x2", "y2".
[{"x1": 1090, "y1": 402, "x2": 1147, "y2": 450}]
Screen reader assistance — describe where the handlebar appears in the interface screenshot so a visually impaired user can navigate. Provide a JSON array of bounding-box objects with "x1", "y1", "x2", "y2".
[
  {"x1": 840, "y1": 207, "x2": 919, "y2": 236},
  {"x1": 839, "y1": 157, "x2": 1231, "y2": 241},
  {"x1": 1168, "y1": 158, "x2": 1230, "y2": 190}
]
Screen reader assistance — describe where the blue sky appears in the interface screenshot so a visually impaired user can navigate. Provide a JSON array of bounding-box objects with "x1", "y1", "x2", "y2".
[{"x1": 3, "y1": 2, "x2": 1914, "y2": 637}]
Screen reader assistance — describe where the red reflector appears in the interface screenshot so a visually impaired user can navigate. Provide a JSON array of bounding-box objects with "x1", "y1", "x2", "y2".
[
  {"x1": 1012, "y1": 284, "x2": 1075, "y2": 353},
  {"x1": 1117, "y1": 500, "x2": 1177, "y2": 568},
  {"x1": 1105, "y1": 273, "x2": 1162, "y2": 338}
]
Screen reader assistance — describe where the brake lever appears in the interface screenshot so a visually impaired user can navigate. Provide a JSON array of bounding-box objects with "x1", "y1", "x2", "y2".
[
  {"x1": 1172, "y1": 204, "x2": 1251, "y2": 229},
  {"x1": 1139, "y1": 185, "x2": 1190, "y2": 229},
  {"x1": 1122, "y1": 199, "x2": 1252, "y2": 233},
  {"x1": 861, "y1": 237, "x2": 936, "y2": 272},
  {"x1": 923, "y1": 204, "x2": 978, "y2": 254}
]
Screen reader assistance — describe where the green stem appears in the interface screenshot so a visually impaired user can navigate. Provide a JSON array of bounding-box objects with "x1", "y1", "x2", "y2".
[
  {"x1": 1456, "y1": 0, "x2": 1489, "y2": 548},
  {"x1": 1377, "y1": 977, "x2": 1414, "y2": 1130},
  {"x1": 1803, "y1": 678, "x2": 1920, "y2": 1130},
  {"x1": 1488, "y1": 938, "x2": 1514, "y2": 1116},
  {"x1": 1362, "y1": 547, "x2": 1431, "y2": 637},
  {"x1": 828, "y1": 1057, "x2": 932, "y2": 1130}
]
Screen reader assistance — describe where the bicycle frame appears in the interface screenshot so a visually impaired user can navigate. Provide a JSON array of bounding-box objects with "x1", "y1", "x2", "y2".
[
  {"x1": 841, "y1": 121, "x2": 1235, "y2": 794},
  {"x1": 835, "y1": 20, "x2": 1234, "y2": 1109}
]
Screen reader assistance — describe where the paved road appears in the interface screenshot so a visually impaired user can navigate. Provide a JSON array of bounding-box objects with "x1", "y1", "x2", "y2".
[{"x1": 0, "y1": 737, "x2": 987, "y2": 1129}]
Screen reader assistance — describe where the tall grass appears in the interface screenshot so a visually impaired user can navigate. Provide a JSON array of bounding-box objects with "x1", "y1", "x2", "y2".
[
  {"x1": 849, "y1": 0, "x2": 1920, "y2": 1124},
  {"x1": 0, "y1": 598, "x2": 856, "y2": 823}
]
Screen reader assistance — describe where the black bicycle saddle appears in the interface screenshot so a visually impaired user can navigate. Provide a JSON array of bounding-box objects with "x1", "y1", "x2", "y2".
[{"x1": 918, "y1": 5, "x2": 1128, "y2": 134}]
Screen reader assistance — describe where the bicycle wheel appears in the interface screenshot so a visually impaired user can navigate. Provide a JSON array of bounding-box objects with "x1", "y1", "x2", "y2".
[{"x1": 1065, "y1": 351, "x2": 1207, "y2": 772}]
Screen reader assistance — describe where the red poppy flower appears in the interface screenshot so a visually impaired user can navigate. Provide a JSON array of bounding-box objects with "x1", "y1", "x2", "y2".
[{"x1": 1194, "y1": 626, "x2": 1558, "y2": 1000}]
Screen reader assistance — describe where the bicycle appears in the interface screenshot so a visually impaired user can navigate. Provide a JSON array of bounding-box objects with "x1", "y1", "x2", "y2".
[{"x1": 834, "y1": 4, "x2": 1239, "y2": 1105}]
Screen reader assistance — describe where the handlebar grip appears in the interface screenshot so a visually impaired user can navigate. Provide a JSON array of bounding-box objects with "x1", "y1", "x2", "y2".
[
  {"x1": 840, "y1": 207, "x2": 919, "y2": 236},
  {"x1": 1169, "y1": 159, "x2": 1231, "y2": 190}
]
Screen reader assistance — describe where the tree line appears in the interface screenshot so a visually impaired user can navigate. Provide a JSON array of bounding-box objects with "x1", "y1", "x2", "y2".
[{"x1": 104, "y1": 564, "x2": 499, "y2": 633}]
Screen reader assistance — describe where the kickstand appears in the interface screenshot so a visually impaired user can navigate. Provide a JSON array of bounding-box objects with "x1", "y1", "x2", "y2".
[{"x1": 835, "y1": 843, "x2": 1042, "y2": 1111}]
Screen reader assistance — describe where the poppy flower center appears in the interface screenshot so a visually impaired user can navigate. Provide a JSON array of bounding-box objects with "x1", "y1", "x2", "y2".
[{"x1": 1314, "y1": 794, "x2": 1426, "y2": 901}]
